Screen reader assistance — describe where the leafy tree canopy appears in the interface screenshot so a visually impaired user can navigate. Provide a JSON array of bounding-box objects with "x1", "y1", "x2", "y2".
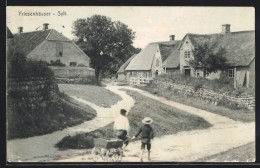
[
  {"x1": 188, "y1": 43, "x2": 228, "y2": 77},
  {"x1": 72, "y1": 15, "x2": 140, "y2": 80}
]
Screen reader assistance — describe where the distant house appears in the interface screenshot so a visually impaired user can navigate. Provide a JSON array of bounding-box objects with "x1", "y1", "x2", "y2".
[
  {"x1": 179, "y1": 24, "x2": 255, "y2": 88},
  {"x1": 12, "y1": 23, "x2": 94, "y2": 78},
  {"x1": 163, "y1": 39, "x2": 182, "y2": 75},
  {"x1": 117, "y1": 54, "x2": 137, "y2": 82},
  {"x1": 124, "y1": 35, "x2": 181, "y2": 85}
]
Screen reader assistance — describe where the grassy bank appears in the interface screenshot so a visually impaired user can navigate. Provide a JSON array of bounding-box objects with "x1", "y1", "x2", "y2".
[
  {"x1": 58, "y1": 84, "x2": 122, "y2": 108},
  {"x1": 155, "y1": 74, "x2": 255, "y2": 96},
  {"x1": 7, "y1": 93, "x2": 96, "y2": 140},
  {"x1": 196, "y1": 142, "x2": 255, "y2": 162},
  {"x1": 55, "y1": 89, "x2": 212, "y2": 149},
  {"x1": 138, "y1": 86, "x2": 254, "y2": 122}
]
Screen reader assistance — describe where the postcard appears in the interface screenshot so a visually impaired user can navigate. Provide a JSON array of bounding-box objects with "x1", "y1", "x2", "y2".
[{"x1": 6, "y1": 6, "x2": 255, "y2": 162}]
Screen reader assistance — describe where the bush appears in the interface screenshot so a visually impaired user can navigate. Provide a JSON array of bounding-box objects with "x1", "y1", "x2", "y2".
[
  {"x1": 7, "y1": 94, "x2": 96, "y2": 140},
  {"x1": 194, "y1": 79, "x2": 203, "y2": 91},
  {"x1": 7, "y1": 51, "x2": 54, "y2": 79},
  {"x1": 55, "y1": 124, "x2": 115, "y2": 149}
]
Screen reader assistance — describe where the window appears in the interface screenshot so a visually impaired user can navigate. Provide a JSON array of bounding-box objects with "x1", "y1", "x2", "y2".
[
  {"x1": 138, "y1": 72, "x2": 141, "y2": 77},
  {"x1": 149, "y1": 72, "x2": 152, "y2": 77},
  {"x1": 143, "y1": 72, "x2": 147, "y2": 78},
  {"x1": 56, "y1": 43, "x2": 63, "y2": 57},
  {"x1": 184, "y1": 51, "x2": 191, "y2": 58},
  {"x1": 228, "y1": 69, "x2": 234, "y2": 78},
  {"x1": 70, "y1": 62, "x2": 77, "y2": 66},
  {"x1": 133, "y1": 71, "x2": 137, "y2": 77}
]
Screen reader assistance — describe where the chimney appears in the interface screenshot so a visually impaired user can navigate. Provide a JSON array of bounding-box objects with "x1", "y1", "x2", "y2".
[
  {"x1": 43, "y1": 23, "x2": 49, "y2": 31},
  {"x1": 169, "y1": 35, "x2": 175, "y2": 41},
  {"x1": 221, "y1": 24, "x2": 231, "y2": 34},
  {"x1": 18, "y1": 27, "x2": 23, "y2": 34}
]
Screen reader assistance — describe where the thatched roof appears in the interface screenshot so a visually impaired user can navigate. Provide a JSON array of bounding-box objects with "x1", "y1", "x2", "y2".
[
  {"x1": 125, "y1": 40, "x2": 180, "y2": 71},
  {"x1": 7, "y1": 27, "x2": 14, "y2": 39},
  {"x1": 181, "y1": 31, "x2": 255, "y2": 66},
  {"x1": 163, "y1": 41, "x2": 182, "y2": 68},
  {"x1": 13, "y1": 29, "x2": 70, "y2": 56},
  {"x1": 117, "y1": 54, "x2": 137, "y2": 74},
  {"x1": 125, "y1": 43, "x2": 159, "y2": 71}
]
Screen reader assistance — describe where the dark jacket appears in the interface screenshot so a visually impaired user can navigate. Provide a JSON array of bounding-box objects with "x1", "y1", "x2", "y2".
[{"x1": 135, "y1": 124, "x2": 154, "y2": 139}]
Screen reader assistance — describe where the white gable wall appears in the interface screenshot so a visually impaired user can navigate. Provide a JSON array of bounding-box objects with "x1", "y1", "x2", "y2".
[
  {"x1": 151, "y1": 45, "x2": 164, "y2": 77},
  {"x1": 179, "y1": 36, "x2": 195, "y2": 77},
  {"x1": 27, "y1": 40, "x2": 90, "y2": 67}
]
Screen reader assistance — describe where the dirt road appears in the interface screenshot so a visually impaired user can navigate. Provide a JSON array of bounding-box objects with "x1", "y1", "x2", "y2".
[
  {"x1": 7, "y1": 84, "x2": 255, "y2": 162},
  {"x1": 57, "y1": 85, "x2": 255, "y2": 162},
  {"x1": 7, "y1": 84, "x2": 135, "y2": 162}
]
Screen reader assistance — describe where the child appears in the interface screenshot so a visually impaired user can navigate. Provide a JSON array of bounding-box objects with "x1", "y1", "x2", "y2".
[{"x1": 132, "y1": 117, "x2": 154, "y2": 162}]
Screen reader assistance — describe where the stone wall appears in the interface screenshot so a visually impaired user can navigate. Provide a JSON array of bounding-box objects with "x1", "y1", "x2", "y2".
[
  {"x1": 7, "y1": 77, "x2": 58, "y2": 110},
  {"x1": 153, "y1": 80, "x2": 255, "y2": 110}
]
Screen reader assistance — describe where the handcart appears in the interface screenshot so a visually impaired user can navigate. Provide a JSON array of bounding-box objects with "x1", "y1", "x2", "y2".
[{"x1": 91, "y1": 138, "x2": 125, "y2": 162}]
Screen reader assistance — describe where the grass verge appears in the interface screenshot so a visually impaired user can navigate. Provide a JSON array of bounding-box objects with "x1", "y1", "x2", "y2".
[
  {"x1": 196, "y1": 142, "x2": 255, "y2": 162},
  {"x1": 58, "y1": 84, "x2": 122, "y2": 108},
  {"x1": 7, "y1": 93, "x2": 96, "y2": 140},
  {"x1": 55, "y1": 89, "x2": 212, "y2": 149},
  {"x1": 138, "y1": 86, "x2": 254, "y2": 122}
]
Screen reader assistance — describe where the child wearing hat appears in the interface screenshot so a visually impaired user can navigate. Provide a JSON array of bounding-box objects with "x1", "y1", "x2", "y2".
[{"x1": 132, "y1": 117, "x2": 154, "y2": 162}]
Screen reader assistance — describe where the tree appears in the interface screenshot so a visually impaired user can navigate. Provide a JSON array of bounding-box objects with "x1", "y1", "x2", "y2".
[
  {"x1": 72, "y1": 15, "x2": 138, "y2": 80},
  {"x1": 188, "y1": 43, "x2": 228, "y2": 78}
]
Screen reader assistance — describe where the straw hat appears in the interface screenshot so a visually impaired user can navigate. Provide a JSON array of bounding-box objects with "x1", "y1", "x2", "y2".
[{"x1": 142, "y1": 117, "x2": 153, "y2": 124}]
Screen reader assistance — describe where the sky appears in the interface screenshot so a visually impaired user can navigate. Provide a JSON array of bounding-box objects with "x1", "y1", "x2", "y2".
[{"x1": 7, "y1": 6, "x2": 255, "y2": 48}]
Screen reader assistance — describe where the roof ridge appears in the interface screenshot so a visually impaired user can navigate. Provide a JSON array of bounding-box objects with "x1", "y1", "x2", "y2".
[
  {"x1": 150, "y1": 44, "x2": 158, "y2": 70},
  {"x1": 45, "y1": 29, "x2": 53, "y2": 40},
  {"x1": 14, "y1": 29, "x2": 52, "y2": 35},
  {"x1": 187, "y1": 30, "x2": 254, "y2": 36},
  {"x1": 150, "y1": 40, "x2": 181, "y2": 44},
  {"x1": 230, "y1": 30, "x2": 255, "y2": 34}
]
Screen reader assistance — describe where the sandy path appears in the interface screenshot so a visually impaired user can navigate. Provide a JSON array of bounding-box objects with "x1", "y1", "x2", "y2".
[
  {"x1": 7, "y1": 84, "x2": 254, "y2": 162},
  {"x1": 7, "y1": 84, "x2": 135, "y2": 162},
  {"x1": 57, "y1": 86, "x2": 255, "y2": 162}
]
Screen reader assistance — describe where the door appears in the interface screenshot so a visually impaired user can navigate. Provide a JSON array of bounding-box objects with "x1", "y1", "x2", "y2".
[
  {"x1": 185, "y1": 69, "x2": 191, "y2": 76},
  {"x1": 155, "y1": 70, "x2": 159, "y2": 76}
]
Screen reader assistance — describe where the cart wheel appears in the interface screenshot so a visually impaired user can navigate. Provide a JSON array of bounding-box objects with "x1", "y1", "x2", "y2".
[
  {"x1": 111, "y1": 148, "x2": 118, "y2": 162},
  {"x1": 116, "y1": 148, "x2": 123, "y2": 162},
  {"x1": 100, "y1": 148, "x2": 108, "y2": 161},
  {"x1": 105, "y1": 148, "x2": 114, "y2": 162},
  {"x1": 92, "y1": 147, "x2": 99, "y2": 162}
]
